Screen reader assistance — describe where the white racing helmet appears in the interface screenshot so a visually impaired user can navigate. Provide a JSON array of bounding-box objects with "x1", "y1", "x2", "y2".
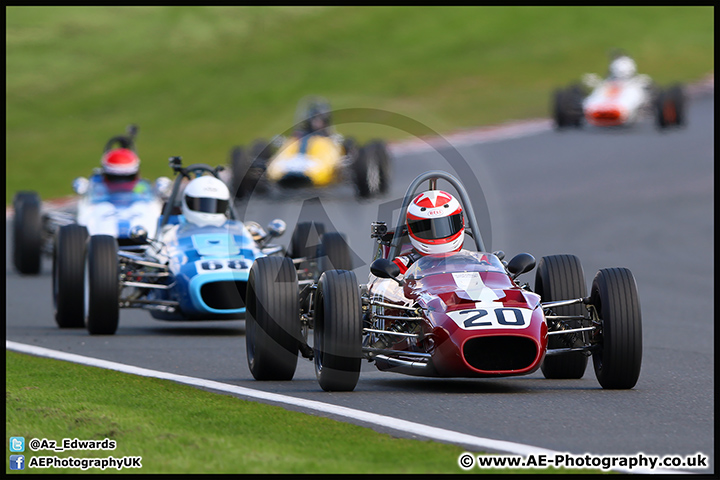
[
  {"x1": 406, "y1": 190, "x2": 465, "y2": 255},
  {"x1": 181, "y1": 175, "x2": 231, "y2": 227},
  {"x1": 609, "y1": 56, "x2": 637, "y2": 80}
]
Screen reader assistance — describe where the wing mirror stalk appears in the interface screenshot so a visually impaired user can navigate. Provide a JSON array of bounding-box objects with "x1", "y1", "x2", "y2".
[{"x1": 370, "y1": 258, "x2": 404, "y2": 286}]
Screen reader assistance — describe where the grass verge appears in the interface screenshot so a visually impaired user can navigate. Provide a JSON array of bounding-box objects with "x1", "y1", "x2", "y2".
[{"x1": 6, "y1": 351, "x2": 596, "y2": 474}]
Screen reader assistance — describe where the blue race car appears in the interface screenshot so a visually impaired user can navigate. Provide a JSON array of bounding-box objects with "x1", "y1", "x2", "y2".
[
  {"x1": 12, "y1": 124, "x2": 170, "y2": 277},
  {"x1": 80, "y1": 156, "x2": 289, "y2": 335}
]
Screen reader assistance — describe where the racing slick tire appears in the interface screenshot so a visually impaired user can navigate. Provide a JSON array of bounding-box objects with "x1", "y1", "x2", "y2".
[
  {"x1": 314, "y1": 269, "x2": 362, "y2": 391},
  {"x1": 566, "y1": 84, "x2": 584, "y2": 127},
  {"x1": 53, "y1": 224, "x2": 89, "y2": 328},
  {"x1": 655, "y1": 89, "x2": 670, "y2": 128},
  {"x1": 343, "y1": 136, "x2": 359, "y2": 160},
  {"x1": 590, "y1": 267, "x2": 642, "y2": 389},
  {"x1": 353, "y1": 143, "x2": 383, "y2": 199},
  {"x1": 656, "y1": 84, "x2": 685, "y2": 128},
  {"x1": 288, "y1": 221, "x2": 326, "y2": 260},
  {"x1": 552, "y1": 88, "x2": 568, "y2": 129},
  {"x1": 231, "y1": 144, "x2": 267, "y2": 200},
  {"x1": 245, "y1": 256, "x2": 301, "y2": 381},
  {"x1": 317, "y1": 231, "x2": 353, "y2": 274},
  {"x1": 535, "y1": 254, "x2": 589, "y2": 379},
  {"x1": 84, "y1": 235, "x2": 120, "y2": 335},
  {"x1": 249, "y1": 139, "x2": 271, "y2": 194},
  {"x1": 553, "y1": 86, "x2": 583, "y2": 129},
  {"x1": 12, "y1": 191, "x2": 43, "y2": 275},
  {"x1": 367, "y1": 140, "x2": 391, "y2": 194},
  {"x1": 667, "y1": 84, "x2": 685, "y2": 126}
]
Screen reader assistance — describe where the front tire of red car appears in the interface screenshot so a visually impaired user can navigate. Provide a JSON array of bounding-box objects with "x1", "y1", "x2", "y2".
[
  {"x1": 536, "y1": 254, "x2": 589, "y2": 379},
  {"x1": 245, "y1": 256, "x2": 300, "y2": 381},
  {"x1": 314, "y1": 269, "x2": 362, "y2": 392},
  {"x1": 590, "y1": 268, "x2": 642, "y2": 389}
]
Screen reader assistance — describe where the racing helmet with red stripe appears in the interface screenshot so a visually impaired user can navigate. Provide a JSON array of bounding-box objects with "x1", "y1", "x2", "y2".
[
  {"x1": 406, "y1": 190, "x2": 464, "y2": 255},
  {"x1": 101, "y1": 148, "x2": 140, "y2": 182}
]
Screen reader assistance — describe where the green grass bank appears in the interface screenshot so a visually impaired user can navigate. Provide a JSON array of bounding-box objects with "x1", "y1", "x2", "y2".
[{"x1": 6, "y1": 6, "x2": 714, "y2": 203}]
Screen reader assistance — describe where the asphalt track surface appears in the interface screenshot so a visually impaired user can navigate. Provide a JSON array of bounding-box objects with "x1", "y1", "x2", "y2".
[{"x1": 6, "y1": 91, "x2": 714, "y2": 473}]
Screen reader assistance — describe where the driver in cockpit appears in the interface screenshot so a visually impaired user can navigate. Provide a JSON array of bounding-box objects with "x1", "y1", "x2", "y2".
[{"x1": 392, "y1": 190, "x2": 465, "y2": 274}]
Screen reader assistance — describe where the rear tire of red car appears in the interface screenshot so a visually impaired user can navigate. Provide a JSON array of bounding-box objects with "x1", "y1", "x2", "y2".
[
  {"x1": 245, "y1": 256, "x2": 300, "y2": 381},
  {"x1": 314, "y1": 269, "x2": 362, "y2": 392},
  {"x1": 536, "y1": 254, "x2": 589, "y2": 379},
  {"x1": 317, "y1": 232, "x2": 353, "y2": 275},
  {"x1": 590, "y1": 268, "x2": 642, "y2": 389},
  {"x1": 12, "y1": 191, "x2": 43, "y2": 275},
  {"x1": 54, "y1": 224, "x2": 88, "y2": 328},
  {"x1": 85, "y1": 235, "x2": 120, "y2": 335}
]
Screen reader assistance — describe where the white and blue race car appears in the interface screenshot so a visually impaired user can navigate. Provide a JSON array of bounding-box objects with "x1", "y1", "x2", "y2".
[
  {"x1": 77, "y1": 157, "x2": 291, "y2": 335},
  {"x1": 12, "y1": 125, "x2": 169, "y2": 277}
]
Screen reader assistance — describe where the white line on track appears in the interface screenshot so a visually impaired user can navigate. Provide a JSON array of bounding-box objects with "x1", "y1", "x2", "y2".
[{"x1": 6, "y1": 340, "x2": 687, "y2": 474}]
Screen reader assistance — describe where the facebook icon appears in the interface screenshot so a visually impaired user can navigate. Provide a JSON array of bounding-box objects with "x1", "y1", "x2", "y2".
[{"x1": 10, "y1": 455, "x2": 25, "y2": 470}]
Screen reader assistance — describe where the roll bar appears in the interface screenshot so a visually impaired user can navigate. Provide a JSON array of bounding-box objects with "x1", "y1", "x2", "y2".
[
  {"x1": 387, "y1": 170, "x2": 486, "y2": 259},
  {"x1": 159, "y1": 156, "x2": 234, "y2": 228}
]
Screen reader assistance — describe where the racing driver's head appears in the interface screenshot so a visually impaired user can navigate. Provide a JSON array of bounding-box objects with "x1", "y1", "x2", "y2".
[
  {"x1": 406, "y1": 190, "x2": 465, "y2": 255},
  {"x1": 609, "y1": 55, "x2": 637, "y2": 80},
  {"x1": 101, "y1": 148, "x2": 140, "y2": 183},
  {"x1": 181, "y1": 175, "x2": 231, "y2": 228},
  {"x1": 296, "y1": 96, "x2": 332, "y2": 134}
]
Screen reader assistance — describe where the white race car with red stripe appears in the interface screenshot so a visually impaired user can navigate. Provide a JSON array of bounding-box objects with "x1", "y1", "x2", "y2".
[
  {"x1": 552, "y1": 73, "x2": 685, "y2": 129},
  {"x1": 243, "y1": 170, "x2": 644, "y2": 392}
]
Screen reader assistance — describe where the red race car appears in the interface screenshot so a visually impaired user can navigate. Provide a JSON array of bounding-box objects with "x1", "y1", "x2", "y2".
[{"x1": 244, "y1": 171, "x2": 642, "y2": 391}]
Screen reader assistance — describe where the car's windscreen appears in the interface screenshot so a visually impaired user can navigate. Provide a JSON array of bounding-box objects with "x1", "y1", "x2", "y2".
[
  {"x1": 404, "y1": 251, "x2": 505, "y2": 280},
  {"x1": 88, "y1": 181, "x2": 155, "y2": 205}
]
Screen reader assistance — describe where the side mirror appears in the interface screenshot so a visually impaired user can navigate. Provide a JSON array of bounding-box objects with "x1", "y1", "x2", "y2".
[
  {"x1": 267, "y1": 219, "x2": 286, "y2": 238},
  {"x1": 154, "y1": 177, "x2": 172, "y2": 198},
  {"x1": 72, "y1": 177, "x2": 89, "y2": 195},
  {"x1": 370, "y1": 258, "x2": 402, "y2": 285},
  {"x1": 507, "y1": 253, "x2": 536, "y2": 278},
  {"x1": 129, "y1": 225, "x2": 148, "y2": 244},
  {"x1": 245, "y1": 221, "x2": 266, "y2": 242}
]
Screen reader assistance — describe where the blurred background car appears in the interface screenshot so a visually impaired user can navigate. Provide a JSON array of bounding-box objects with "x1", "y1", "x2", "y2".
[
  {"x1": 228, "y1": 96, "x2": 392, "y2": 200},
  {"x1": 552, "y1": 50, "x2": 685, "y2": 130}
]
